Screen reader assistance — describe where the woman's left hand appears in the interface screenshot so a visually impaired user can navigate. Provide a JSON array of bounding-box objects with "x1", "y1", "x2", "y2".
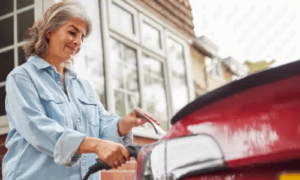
[{"x1": 117, "y1": 110, "x2": 148, "y2": 136}]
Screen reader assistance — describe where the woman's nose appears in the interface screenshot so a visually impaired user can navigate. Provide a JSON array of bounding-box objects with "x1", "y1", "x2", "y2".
[{"x1": 74, "y1": 36, "x2": 82, "y2": 47}]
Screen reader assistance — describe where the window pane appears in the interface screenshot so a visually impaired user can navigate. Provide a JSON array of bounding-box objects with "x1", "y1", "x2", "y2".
[
  {"x1": 119, "y1": 7, "x2": 134, "y2": 35},
  {"x1": 142, "y1": 54, "x2": 168, "y2": 130},
  {"x1": 110, "y1": 3, "x2": 134, "y2": 35},
  {"x1": 0, "y1": 86, "x2": 5, "y2": 116},
  {"x1": 123, "y1": 45, "x2": 136, "y2": 67},
  {"x1": 111, "y1": 62, "x2": 124, "y2": 89},
  {"x1": 17, "y1": 9, "x2": 34, "y2": 42},
  {"x1": 0, "y1": 0, "x2": 13, "y2": 16},
  {"x1": 0, "y1": 49, "x2": 14, "y2": 82},
  {"x1": 124, "y1": 66, "x2": 138, "y2": 93},
  {"x1": 109, "y1": 38, "x2": 124, "y2": 89},
  {"x1": 142, "y1": 22, "x2": 161, "y2": 50},
  {"x1": 142, "y1": 54, "x2": 163, "y2": 77},
  {"x1": 144, "y1": 76, "x2": 168, "y2": 131},
  {"x1": 17, "y1": 0, "x2": 33, "y2": 9},
  {"x1": 115, "y1": 91, "x2": 126, "y2": 117},
  {"x1": 110, "y1": 38, "x2": 140, "y2": 115},
  {"x1": 127, "y1": 95, "x2": 139, "y2": 113},
  {"x1": 109, "y1": 38, "x2": 122, "y2": 63},
  {"x1": 0, "y1": 17, "x2": 13, "y2": 49},
  {"x1": 172, "y1": 77, "x2": 189, "y2": 112},
  {"x1": 167, "y1": 38, "x2": 189, "y2": 113},
  {"x1": 18, "y1": 46, "x2": 27, "y2": 65}
]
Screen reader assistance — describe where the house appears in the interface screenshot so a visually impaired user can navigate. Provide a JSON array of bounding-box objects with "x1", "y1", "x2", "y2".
[{"x1": 191, "y1": 36, "x2": 249, "y2": 96}]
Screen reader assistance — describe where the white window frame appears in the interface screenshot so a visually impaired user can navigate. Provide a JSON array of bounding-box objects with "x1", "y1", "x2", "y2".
[
  {"x1": 108, "y1": 32, "x2": 141, "y2": 115},
  {"x1": 107, "y1": 0, "x2": 140, "y2": 44},
  {"x1": 101, "y1": 0, "x2": 194, "y2": 139},
  {"x1": 139, "y1": 50, "x2": 170, "y2": 130},
  {"x1": 138, "y1": 13, "x2": 166, "y2": 58},
  {"x1": 0, "y1": 0, "x2": 43, "y2": 135},
  {"x1": 106, "y1": 32, "x2": 168, "y2": 138},
  {"x1": 205, "y1": 56, "x2": 224, "y2": 80},
  {"x1": 165, "y1": 30, "x2": 195, "y2": 116},
  {"x1": 105, "y1": 29, "x2": 173, "y2": 139}
]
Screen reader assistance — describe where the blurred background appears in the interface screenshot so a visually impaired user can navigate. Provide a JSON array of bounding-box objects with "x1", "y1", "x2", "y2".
[{"x1": 0, "y1": 0, "x2": 299, "y2": 179}]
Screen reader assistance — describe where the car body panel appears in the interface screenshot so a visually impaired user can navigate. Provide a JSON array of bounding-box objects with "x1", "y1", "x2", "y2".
[{"x1": 164, "y1": 74, "x2": 300, "y2": 168}]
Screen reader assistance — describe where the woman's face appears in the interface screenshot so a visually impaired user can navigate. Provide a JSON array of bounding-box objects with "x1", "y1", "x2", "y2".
[{"x1": 46, "y1": 18, "x2": 87, "y2": 62}]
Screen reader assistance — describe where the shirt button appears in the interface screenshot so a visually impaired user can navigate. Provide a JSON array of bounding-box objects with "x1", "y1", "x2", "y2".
[{"x1": 82, "y1": 167, "x2": 86, "y2": 171}]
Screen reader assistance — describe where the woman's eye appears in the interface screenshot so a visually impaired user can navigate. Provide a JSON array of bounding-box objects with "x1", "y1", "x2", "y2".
[{"x1": 69, "y1": 31, "x2": 76, "y2": 36}]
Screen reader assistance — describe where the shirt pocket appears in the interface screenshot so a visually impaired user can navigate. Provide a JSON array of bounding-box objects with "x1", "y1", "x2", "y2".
[
  {"x1": 77, "y1": 97, "x2": 99, "y2": 127},
  {"x1": 39, "y1": 91, "x2": 67, "y2": 127}
]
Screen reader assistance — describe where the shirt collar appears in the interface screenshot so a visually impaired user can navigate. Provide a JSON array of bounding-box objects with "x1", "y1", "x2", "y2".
[
  {"x1": 28, "y1": 56, "x2": 52, "y2": 70},
  {"x1": 28, "y1": 56, "x2": 77, "y2": 79}
]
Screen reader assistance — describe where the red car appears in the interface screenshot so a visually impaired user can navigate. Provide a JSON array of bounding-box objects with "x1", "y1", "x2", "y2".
[{"x1": 135, "y1": 60, "x2": 300, "y2": 180}]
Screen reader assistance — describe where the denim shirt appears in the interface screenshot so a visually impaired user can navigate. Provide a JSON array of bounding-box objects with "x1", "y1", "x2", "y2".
[{"x1": 2, "y1": 56, "x2": 132, "y2": 180}]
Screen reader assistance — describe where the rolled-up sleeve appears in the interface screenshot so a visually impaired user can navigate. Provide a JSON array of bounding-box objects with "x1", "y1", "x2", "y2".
[{"x1": 5, "y1": 73, "x2": 86, "y2": 167}]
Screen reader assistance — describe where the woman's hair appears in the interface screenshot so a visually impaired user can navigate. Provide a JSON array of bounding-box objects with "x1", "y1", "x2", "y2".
[{"x1": 23, "y1": 1, "x2": 92, "y2": 58}]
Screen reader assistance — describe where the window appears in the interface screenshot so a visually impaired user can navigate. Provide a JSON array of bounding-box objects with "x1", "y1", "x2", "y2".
[
  {"x1": 142, "y1": 54, "x2": 168, "y2": 131},
  {"x1": 140, "y1": 14, "x2": 165, "y2": 56},
  {"x1": 0, "y1": 0, "x2": 35, "y2": 118},
  {"x1": 99, "y1": 0, "x2": 193, "y2": 136},
  {"x1": 109, "y1": 38, "x2": 140, "y2": 116},
  {"x1": 167, "y1": 38, "x2": 189, "y2": 113},
  {"x1": 0, "y1": 0, "x2": 13, "y2": 17},
  {"x1": 0, "y1": 84, "x2": 6, "y2": 116},
  {"x1": 0, "y1": 17, "x2": 14, "y2": 49},
  {"x1": 111, "y1": 3, "x2": 134, "y2": 35},
  {"x1": 17, "y1": 9, "x2": 34, "y2": 43},
  {"x1": 205, "y1": 56, "x2": 223, "y2": 80},
  {"x1": 142, "y1": 22, "x2": 161, "y2": 49},
  {"x1": 108, "y1": 0, "x2": 139, "y2": 42}
]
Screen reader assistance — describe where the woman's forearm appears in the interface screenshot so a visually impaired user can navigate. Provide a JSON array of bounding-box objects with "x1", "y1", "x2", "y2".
[
  {"x1": 76, "y1": 137, "x2": 130, "y2": 168},
  {"x1": 77, "y1": 137, "x2": 102, "y2": 154}
]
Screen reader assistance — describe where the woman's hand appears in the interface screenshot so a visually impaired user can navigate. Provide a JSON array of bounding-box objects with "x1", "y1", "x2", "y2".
[
  {"x1": 77, "y1": 137, "x2": 129, "y2": 169},
  {"x1": 118, "y1": 108, "x2": 159, "y2": 136}
]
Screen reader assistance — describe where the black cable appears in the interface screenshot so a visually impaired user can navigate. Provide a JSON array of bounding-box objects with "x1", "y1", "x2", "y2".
[{"x1": 82, "y1": 145, "x2": 141, "y2": 180}]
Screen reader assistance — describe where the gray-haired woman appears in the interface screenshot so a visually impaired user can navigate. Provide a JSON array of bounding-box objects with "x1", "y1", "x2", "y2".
[{"x1": 2, "y1": 1, "x2": 154, "y2": 180}]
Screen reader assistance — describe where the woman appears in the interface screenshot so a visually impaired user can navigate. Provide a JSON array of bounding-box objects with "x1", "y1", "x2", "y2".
[{"x1": 2, "y1": 1, "x2": 152, "y2": 180}]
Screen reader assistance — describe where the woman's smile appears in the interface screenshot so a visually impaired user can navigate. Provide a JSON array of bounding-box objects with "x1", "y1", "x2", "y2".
[{"x1": 66, "y1": 45, "x2": 77, "y2": 55}]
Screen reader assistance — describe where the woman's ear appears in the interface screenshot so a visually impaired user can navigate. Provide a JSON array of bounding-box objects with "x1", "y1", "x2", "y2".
[{"x1": 46, "y1": 32, "x2": 51, "y2": 40}]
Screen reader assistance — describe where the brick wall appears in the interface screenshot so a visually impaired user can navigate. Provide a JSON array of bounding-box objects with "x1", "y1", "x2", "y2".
[
  {"x1": 101, "y1": 158, "x2": 137, "y2": 180},
  {"x1": 190, "y1": 44, "x2": 208, "y2": 97},
  {"x1": 134, "y1": 0, "x2": 195, "y2": 39},
  {"x1": 0, "y1": 135, "x2": 7, "y2": 180}
]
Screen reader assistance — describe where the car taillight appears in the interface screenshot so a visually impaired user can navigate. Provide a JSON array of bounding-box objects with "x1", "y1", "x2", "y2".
[{"x1": 137, "y1": 134, "x2": 227, "y2": 180}]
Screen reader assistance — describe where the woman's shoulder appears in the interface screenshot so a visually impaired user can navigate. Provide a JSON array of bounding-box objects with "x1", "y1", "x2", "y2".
[
  {"x1": 8, "y1": 56, "x2": 46, "y2": 79},
  {"x1": 6, "y1": 56, "x2": 39, "y2": 82},
  {"x1": 7, "y1": 65, "x2": 29, "y2": 80}
]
